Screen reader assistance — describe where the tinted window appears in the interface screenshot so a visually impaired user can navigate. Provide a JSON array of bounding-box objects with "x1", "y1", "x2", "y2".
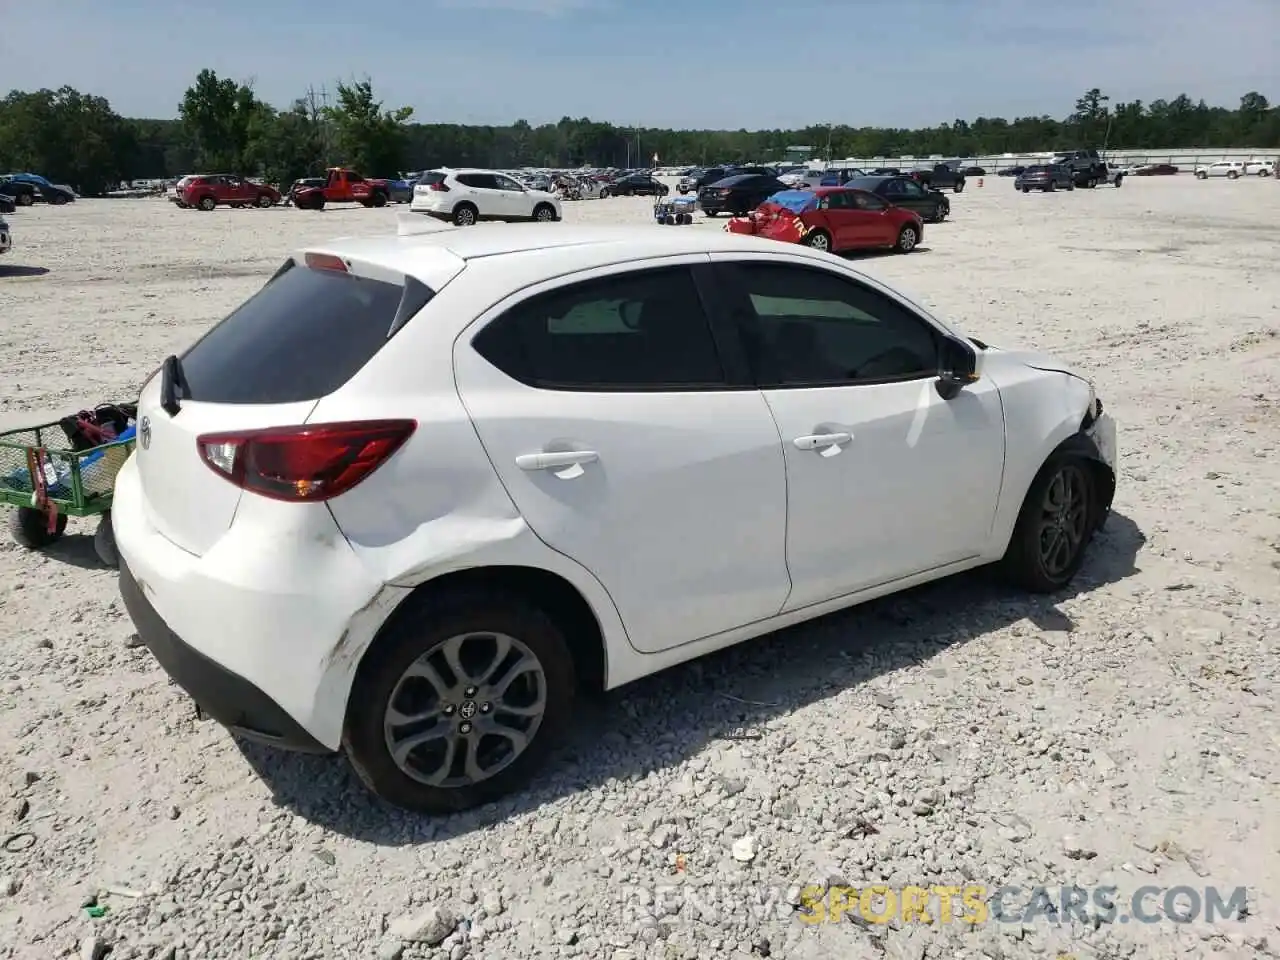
[
  {"x1": 417, "y1": 171, "x2": 447, "y2": 185},
  {"x1": 179, "y1": 262, "x2": 432, "y2": 404},
  {"x1": 851, "y1": 191, "x2": 887, "y2": 211},
  {"x1": 494, "y1": 175, "x2": 523, "y2": 190},
  {"x1": 456, "y1": 173, "x2": 495, "y2": 188},
  {"x1": 472, "y1": 267, "x2": 726, "y2": 391},
  {"x1": 824, "y1": 191, "x2": 853, "y2": 209},
  {"x1": 722, "y1": 263, "x2": 939, "y2": 386},
  {"x1": 901, "y1": 180, "x2": 926, "y2": 196}
]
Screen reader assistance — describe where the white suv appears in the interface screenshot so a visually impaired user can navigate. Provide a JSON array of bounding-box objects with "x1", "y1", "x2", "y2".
[
  {"x1": 1243, "y1": 160, "x2": 1273, "y2": 177},
  {"x1": 410, "y1": 169, "x2": 561, "y2": 226},
  {"x1": 112, "y1": 225, "x2": 1117, "y2": 814},
  {"x1": 1194, "y1": 160, "x2": 1245, "y2": 180}
]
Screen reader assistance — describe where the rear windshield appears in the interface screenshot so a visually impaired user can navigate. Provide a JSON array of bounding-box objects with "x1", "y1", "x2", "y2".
[
  {"x1": 1024, "y1": 165, "x2": 1048, "y2": 173},
  {"x1": 417, "y1": 171, "x2": 447, "y2": 185},
  {"x1": 178, "y1": 262, "x2": 432, "y2": 404}
]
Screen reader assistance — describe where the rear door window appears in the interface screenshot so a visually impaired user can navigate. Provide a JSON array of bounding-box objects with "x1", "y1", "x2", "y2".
[
  {"x1": 178, "y1": 262, "x2": 433, "y2": 404},
  {"x1": 417, "y1": 171, "x2": 447, "y2": 186}
]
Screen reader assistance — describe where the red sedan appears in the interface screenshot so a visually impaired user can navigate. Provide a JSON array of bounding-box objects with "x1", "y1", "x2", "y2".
[{"x1": 725, "y1": 187, "x2": 923, "y2": 254}]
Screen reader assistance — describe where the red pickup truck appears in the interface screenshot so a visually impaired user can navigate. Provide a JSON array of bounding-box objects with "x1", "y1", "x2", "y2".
[{"x1": 290, "y1": 168, "x2": 393, "y2": 210}]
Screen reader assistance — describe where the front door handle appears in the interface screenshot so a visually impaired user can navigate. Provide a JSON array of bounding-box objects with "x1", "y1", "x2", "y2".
[
  {"x1": 515, "y1": 450, "x2": 599, "y2": 479},
  {"x1": 793, "y1": 432, "x2": 851, "y2": 451}
]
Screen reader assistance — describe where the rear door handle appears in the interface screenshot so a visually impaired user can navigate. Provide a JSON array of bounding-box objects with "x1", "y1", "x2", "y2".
[
  {"x1": 515, "y1": 450, "x2": 598, "y2": 478},
  {"x1": 793, "y1": 433, "x2": 851, "y2": 451}
]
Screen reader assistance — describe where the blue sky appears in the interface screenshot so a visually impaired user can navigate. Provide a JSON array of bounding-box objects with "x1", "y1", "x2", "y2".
[{"x1": 6, "y1": 0, "x2": 1277, "y2": 128}]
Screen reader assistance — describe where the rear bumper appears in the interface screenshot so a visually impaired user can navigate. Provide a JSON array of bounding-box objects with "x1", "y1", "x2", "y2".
[
  {"x1": 111, "y1": 454, "x2": 411, "y2": 752},
  {"x1": 119, "y1": 558, "x2": 330, "y2": 753}
]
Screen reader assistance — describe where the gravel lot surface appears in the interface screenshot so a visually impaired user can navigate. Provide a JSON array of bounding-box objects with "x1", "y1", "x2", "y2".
[{"x1": 0, "y1": 177, "x2": 1278, "y2": 960}]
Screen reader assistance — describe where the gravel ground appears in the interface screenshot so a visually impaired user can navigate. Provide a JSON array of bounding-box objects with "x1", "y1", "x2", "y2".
[{"x1": 0, "y1": 177, "x2": 1278, "y2": 960}]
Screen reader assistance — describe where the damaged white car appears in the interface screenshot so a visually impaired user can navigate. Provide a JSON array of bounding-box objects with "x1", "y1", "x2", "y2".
[{"x1": 112, "y1": 225, "x2": 1118, "y2": 813}]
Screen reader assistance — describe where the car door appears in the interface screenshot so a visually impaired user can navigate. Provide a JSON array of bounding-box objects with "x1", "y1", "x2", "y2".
[
  {"x1": 818, "y1": 191, "x2": 860, "y2": 249},
  {"x1": 493, "y1": 174, "x2": 532, "y2": 216},
  {"x1": 895, "y1": 178, "x2": 933, "y2": 216},
  {"x1": 707, "y1": 255, "x2": 1005, "y2": 609},
  {"x1": 454, "y1": 259, "x2": 791, "y2": 654},
  {"x1": 454, "y1": 173, "x2": 499, "y2": 214},
  {"x1": 849, "y1": 190, "x2": 897, "y2": 245}
]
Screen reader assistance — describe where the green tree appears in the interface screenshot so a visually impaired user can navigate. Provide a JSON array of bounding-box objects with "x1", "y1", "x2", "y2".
[
  {"x1": 179, "y1": 69, "x2": 271, "y2": 172},
  {"x1": 325, "y1": 79, "x2": 413, "y2": 176}
]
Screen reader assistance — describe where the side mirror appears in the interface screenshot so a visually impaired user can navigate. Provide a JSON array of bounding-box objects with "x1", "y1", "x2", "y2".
[{"x1": 936, "y1": 336, "x2": 981, "y2": 400}]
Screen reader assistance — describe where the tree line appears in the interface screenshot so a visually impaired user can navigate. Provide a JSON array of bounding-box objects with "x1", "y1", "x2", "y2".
[{"x1": 0, "y1": 74, "x2": 1275, "y2": 196}]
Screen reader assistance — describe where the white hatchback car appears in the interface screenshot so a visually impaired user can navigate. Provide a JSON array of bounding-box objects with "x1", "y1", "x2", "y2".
[
  {"x1": 409, "y1": 169, "x2": 561, "y2": 226},
  {"x1": 1194, "y1": 161, "x2": 1245, "y2": 180},
  {"x1": 113, "y1": 225, "x2": 1118, "y2": 813}
]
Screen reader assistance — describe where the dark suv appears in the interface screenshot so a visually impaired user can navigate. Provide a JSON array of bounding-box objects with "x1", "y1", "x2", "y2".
[
  {"x1": 1014, "y1": 164, "x2": 1075, "y2": 192},
  {"x1": 679, "y1": 165, "x2": 774, "y2": 195},
  {"x1": 1052, "y1": 149, "x2": 1111, "y2": 188}
]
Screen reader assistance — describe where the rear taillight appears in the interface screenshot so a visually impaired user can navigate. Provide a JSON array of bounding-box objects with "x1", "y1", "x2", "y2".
[
  {"x1": 304, "y1": 252, "x2": 348, "y2": 272},
  {"x1": 429, "y1": 182, "x2": 449, "y2": 191},
  {"x1": 196, "y1": 420, "x2": 416, "y2": 502}
]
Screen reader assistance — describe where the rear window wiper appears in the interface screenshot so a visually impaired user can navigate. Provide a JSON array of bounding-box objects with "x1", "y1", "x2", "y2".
[{"x1": 160, "y1": 354, "x2": 187, "y2": 415}]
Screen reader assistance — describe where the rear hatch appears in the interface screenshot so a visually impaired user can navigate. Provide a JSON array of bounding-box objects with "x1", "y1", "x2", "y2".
[
  {"x1": 133, "y1": 250, "x2": 457, "y2": 557},
  {"x1": 413, "y1": 171, "x2": 448, "y2": 198}
]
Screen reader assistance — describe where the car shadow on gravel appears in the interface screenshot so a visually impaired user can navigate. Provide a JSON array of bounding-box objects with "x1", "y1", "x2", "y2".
[
  {"x1": 39, "y1": 533, "x2": 110, "y2": 570},
  {"x1": 237, "y1": 511, "x2": 1143, "y2": 844},
  {"x1": 0, "y1": 265, "x2": 50, "y2": 278}
]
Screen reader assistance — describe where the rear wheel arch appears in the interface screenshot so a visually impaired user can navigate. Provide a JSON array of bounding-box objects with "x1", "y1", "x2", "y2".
[{"x1": 347, "y1": 565, "x2": 608, "y2": 720}]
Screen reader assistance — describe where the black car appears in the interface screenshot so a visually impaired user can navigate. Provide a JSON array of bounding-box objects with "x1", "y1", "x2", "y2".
[
  {"x1": 845, "y1": 175, "x2": 950, "y2": 223},
  {"x1": 868, "y1": 167, "x2": 903, "y2": 176},
  {"x1": 998, "y1": 166, "x2": 1026, "y2": 177},
  {"x1": 697, "y1": 173, "x2": 788, "y2": 217},
  {"x1": 0, "y1": 176, "x2": 76, "y2": 206},
  {"x1": 1014, "y1": 164, "x2": 1075, "y2": 192},
  {"x1": 0, "y1": 192, "x2": 14, "y2": 215},
  {"x1": 680, "y1": 165, "x2": 774, "y2": 194},
  {"x1": 1133, "y1": 163, "x2": 1178, "y2": 176},
  {"x1": 603, "y1": 174, "x2": 668, "y2": 197}
]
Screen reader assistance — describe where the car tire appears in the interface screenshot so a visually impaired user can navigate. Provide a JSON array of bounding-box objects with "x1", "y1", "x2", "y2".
[
  {"x1": 1227, "y1": 170, "x2": 1238, "y2": 180},
  {"x1": 198, "y1": 196, "x2": 216, "y2": 211},
  {"x1": 1114, "y1": 176, "x2": 1123, "y2": 188},
  {"x1": 371, "y1": 191, "x2": 388, "y2": 207},
  {"x1": 1000, "y1": 454, "x2": 1099, "y2": 593},
  {"x1": 953, "y1": 181, "x2": 964, "y2": 193},
  {"x1": 50, "y1": 194, "x2": 69, "y2": 206},
  {"x1": 894, "y1": 224, "x2": 919, "y2": 253},
  {"x1": 452, "y1": 203, "x2": 478, "y2": 226},
  {"x1": 1021, "y1": 187, "x2": 1030, "y2": 193},
  {"x1": 93, "y1": 513, "x2": 119, "y2": 569},
  {"x1": 1067, "y1": 182, "x2": 1075, "y2": 191},
  {"x1": 1044, "y1": 183, "x2": 1054, "y2": 192},
  {"x1": 1196, "y1": 171, "x2": 1208, "y2": 179},
  {"x1": 9, "y1": 508, "x2": 67, "y2": 549},
  {"x1": 342, "y1": 590, "x2": 577, "y2": 814},
  {"x1": 802, "y1": 229, "x2": 832, "y2": 252},
  {"x1": 257, "y1": 194, "x2": 274, "y2": 208},
  {"x1": 15, "y1": 193, "x2": 34, "y2": 207},
  {"x1": 703, "y1": 210, "x2": 718, "y2": 218},
  {"x1": 532, "y1": 203, "x2": 556, "y2": 222}
]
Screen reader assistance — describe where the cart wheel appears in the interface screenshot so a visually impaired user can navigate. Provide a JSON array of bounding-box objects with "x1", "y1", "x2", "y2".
[
  {"x1": 10, "y1": 508, "x2": 67, "y2": 549},
  {"x1": 94, "y1": 513, "x2": 119, "y2": 568}
]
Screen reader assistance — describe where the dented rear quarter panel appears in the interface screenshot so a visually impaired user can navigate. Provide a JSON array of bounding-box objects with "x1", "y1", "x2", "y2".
[{"x1": 304, "y1": 270, "x2": 630, "y2": 729}]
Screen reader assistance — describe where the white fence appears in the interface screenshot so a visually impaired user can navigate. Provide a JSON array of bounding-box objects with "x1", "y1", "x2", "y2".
[{"x1": 802, "y1": 148, "x2": 1278, "y2": 174}]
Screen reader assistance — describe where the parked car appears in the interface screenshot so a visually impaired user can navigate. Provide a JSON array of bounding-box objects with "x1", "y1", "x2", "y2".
[
  {"x1": 168, "y1": 175, "x2": 205, "y2": 207},
  {"x1": 998, "y1": 166, "x2": 1025, "y2": 177},
  {"x1": 726, "y1": 188, "x2": 924, "y2": 254},
  {"x1": 0, "y1": 173, "x2": 76, "y2": 206},
  {"x1": 410, "y1": 169, "x2": 561, "y2": 225},
  {"x1": 178, "y1": 175, "x2": 281, "y2": 211},
  {"x1": 1051, "y1": 149, "x2": 1111, "y2": 188},
  {"x1": 910, "y1": 163, "x2": 967, "y2": 193},
  {"x1": 292, "y1": 168, "x2": 395, "y2": 209},
  {"x1": 602, "y1": 174, "x2": 668, "y2": 197},
  {"x1": 111, "y1": 223, "x2": 1117, "y2": 814},
  {"x1": 0, "y1": 215, "x2": 10, "y2": 256},
  {"x1": 384, "y1": 177, "x2": 415, "y2": 203},
  {"x1": 680, "y1": 166, "x2": 773, "y2": 195},
  {"x1": 1244, "y1": 160, "x2": 1273, "y2": 177},
  {"x1": 1194, "y1": 161, "x2": 1244, "y2": 180},
  {"x1": 1014, "y1": 164, "x2": 1075, "y2": 192},
  {"x1": 698, "y1": 173, "x2": 789, "y2": 217},
  {"x1": 1131, "y1": 163, "x2": 1179, "y2": 176},
  {"x1": 867, "y1": 167, "x2": 902, "y2": 176},
  {"x1": 962, "y1": 166, "x2": 986, "y2": 176},
  {"x1": 814, "y1": 167, "x2": 868, "y2": 188},
  {"x1": 0, "y1": 193, "x2": 14, "y2": 215},
  {"x1": 844, "y1": 175, "x2": 950, "y2": 222}
]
